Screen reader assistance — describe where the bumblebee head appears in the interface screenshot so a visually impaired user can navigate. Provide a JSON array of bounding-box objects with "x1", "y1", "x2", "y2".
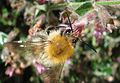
[{"x1": 45, "y1": 30, "x2": 74, "y2": 64}]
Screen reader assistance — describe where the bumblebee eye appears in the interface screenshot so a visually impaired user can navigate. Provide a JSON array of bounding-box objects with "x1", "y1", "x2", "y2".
[
  {"x1": 64, "y1": 29, "x2": 71, "y2": 35},
  {"x1": 60, "y1": 29, "x2": 71, "y2": 36}
]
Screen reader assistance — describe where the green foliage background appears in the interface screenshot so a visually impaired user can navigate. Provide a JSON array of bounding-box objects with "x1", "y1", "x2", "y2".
[{"x1": 0, "y1": 0, "x2": 120, "y2": 83}]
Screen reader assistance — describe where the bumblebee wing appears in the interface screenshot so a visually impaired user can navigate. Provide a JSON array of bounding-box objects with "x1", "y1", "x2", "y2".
[
  {"x1": 3, "y1": 41, "x2": 46, "y2": 67},
  {"x1": 4, "y1": 41, "x2": 46, "y2": 55},
  {"x1": 4, "y1": 30, "x2": 48, "y2": 57},
  {"x1": 41, "y1": 64, "x2": 64, "y2": 83},
  {"x1": 4, "y1": 42, "x2": 27, "y2": 55}
]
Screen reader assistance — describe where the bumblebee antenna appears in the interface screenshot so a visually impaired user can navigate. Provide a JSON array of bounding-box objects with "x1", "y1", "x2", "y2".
[
  {"x1": 80, "y1": 39, "x2": 97, "y2": 53},
  {"x1": 65, "y1": 12, "x2": 73, "y2": 32}
]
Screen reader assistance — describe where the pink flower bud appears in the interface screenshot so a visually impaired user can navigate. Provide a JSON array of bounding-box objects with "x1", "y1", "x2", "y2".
[
  {"x1": 38, "y1": 0, "x2": 46, "y2": 4},
  {"x1": 34, "y1": 62, "x2": 46, "y2": 74},
  {"x1": 5, "y1": 66, "x2": 15, "y2": 77}
]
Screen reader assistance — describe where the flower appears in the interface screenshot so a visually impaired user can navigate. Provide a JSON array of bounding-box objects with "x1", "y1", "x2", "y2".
[
  {"x1": 113, "y1": 57, "x2": 120, "y2": 63},
  {"x1": 38, "y1": 0, "x2": 46, "y2": 4},
  {"x1": 34, "y1": 62, "x2": 46, "y2": 74},
  {"x1": 93, "y1": 30, "x2": 102, "y2": 43},
  {"x1": 72, "y1": 18, "x2": 87, "y2": 37},
  {"x1": 5, "y1": 66, "x2": 15, "y2": 77},
  {"x1": 45, "y1": 31, "x2": 74, "y2": 64},
  {"x1": 93, "y1": 20, "x2": 104, "y2": 43},
  {"x1": 28, "y1": 14, "x2": 46, "y2": 37}
]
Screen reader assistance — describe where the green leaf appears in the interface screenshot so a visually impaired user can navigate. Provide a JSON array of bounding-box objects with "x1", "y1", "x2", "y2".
[
  {"x1": 0, "y1": 32, "x2": 7, "y2": 45},
  {"x1": 96, "y1": 1, "x2": 120, "y2": 5},
  {"x1": 2, "y1": 8, "x2": 8, "y2": 18},
  {"x1": 94, "y1": 66, "x2": 112, "y2": 76},
  {"x1": 68, "y1": 2, "x2": 87, "y2": 11},
  {"x1": 92, "y1": 62, "x2": 112, "y2": 76},
  {"x1": 67, "y1": 1, "x2": 92, "y2": 11},
  {"x1": 102, "y1": 67, "x2": 112, "y2": 75},
  {"x1": 92, "y1": 37, "x2": 97, "y2": 47},
  {"x1": 34, "y1": 5, "x2": 46, "y2": 19},
  {"x1": 37, "y1": 5, "x2": 46, "y2": 11},
  {"x1": 75, "y1": 2, "x2": 92, "y2": 16}
]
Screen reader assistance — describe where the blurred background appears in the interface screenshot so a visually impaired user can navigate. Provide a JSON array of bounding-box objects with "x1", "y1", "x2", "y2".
[{"x1": 0, "y1": 0, "x2": 120, "y2": 83}]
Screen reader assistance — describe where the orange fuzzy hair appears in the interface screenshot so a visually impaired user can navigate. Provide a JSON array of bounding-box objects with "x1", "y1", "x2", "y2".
[{"x1": 45, "y1": 31, "x2": 74, "y2": 64}]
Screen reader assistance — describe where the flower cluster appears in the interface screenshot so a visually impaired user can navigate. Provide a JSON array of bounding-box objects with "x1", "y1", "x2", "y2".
[{"x1": 1, "y1": 0, "x2": 119, "y2": 81}]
